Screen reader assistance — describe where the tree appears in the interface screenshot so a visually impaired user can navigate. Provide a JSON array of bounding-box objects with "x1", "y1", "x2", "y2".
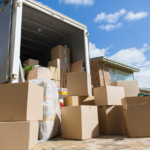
[{"x1": 0, "y1": 0, "x2": 10, "y2": 12}]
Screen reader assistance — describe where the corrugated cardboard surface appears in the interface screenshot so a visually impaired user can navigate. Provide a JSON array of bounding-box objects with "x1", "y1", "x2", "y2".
[
  {"x1": 67, "y1": 72, "x2": 92, "y2": 96},
  {"x1": 111, "y1": 81, "x2": 139, "y2": 97},
  {"x1": 23, "y1": 59, "x2": 39, "y2": 66},
  {"x1": 64, "y1": 96, "x2": 94, "y2": 106},
  {"x1": 62, "y1": 106, "x2": 99, "y2": 140},
  {"x1": 47, "y1": 66, "x2": 67, "y2": 81},
  {"x1": 51, "y1": 45, "x2": 70, "y2": 63},
  {"x1": 0, "y1": 121, "x2": 39, "y2": 150},
  {"x1": 98, "y1": 106, "x2": 125, "y2": 135},
  {"x1": 122, "y1": 97, "x2": 150, "y2": 138},
  {"x1": 94, "y1": 86, "x2": 125, "y2": 106},
  {"x1": 71, "y1": 60, "x2": 83, "y2": 72},
  {"x1": 27, "y1": 67, "x2": 51, "y2": 81},
  {"x1": 48, "y1": 59, "x2": 71, "y2": 72},
  {"x1": 0, "y1": 82, "x2": 43, "y2": 121}
]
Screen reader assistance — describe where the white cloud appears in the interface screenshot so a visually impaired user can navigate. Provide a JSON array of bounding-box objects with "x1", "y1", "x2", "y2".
[
  {"x1": 134, "y1": 66, "x2": 150, "y2": 88},
  {"x1": 89, "y1": 42, "x2": 112, "y2": 58},
  {"x1": 144, "y1": 43, "x2": 148, "y2": 47},
  {"x1": 94, "y1": 9, "x2": 126, "y2": 23},
  {"x1": 124, "y1": 11, "x2": 148, "y2": 21},
  {"x1": 59, "y1": 0, "x2": 94, "y2": 6},
  {"x1": 99, "y1": 23, "x2": 122, "y2": 31}
]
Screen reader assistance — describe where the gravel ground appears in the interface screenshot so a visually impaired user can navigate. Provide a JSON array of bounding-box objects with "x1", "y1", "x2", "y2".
[{"x1": 32, "y1": 135, "x2": 150, "y2": 150}]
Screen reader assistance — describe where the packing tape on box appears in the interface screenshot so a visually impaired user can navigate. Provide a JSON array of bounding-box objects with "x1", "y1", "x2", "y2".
[{"x1": 44, "y1": 97, "x2": 51, "y2": 100}]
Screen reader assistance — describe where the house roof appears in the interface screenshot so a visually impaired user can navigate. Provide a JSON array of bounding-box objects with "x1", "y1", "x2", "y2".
[
  {"x1": 90, "y1": 56, "x2": 140, "y2": 72},
  {"x1": 140, "y1": 87, "x2": 150, "y2": 92}
]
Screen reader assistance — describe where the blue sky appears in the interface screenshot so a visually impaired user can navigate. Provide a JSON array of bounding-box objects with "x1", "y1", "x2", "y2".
[{"x1": 38, "y1": 0, "x2": 150, "y2": 88}]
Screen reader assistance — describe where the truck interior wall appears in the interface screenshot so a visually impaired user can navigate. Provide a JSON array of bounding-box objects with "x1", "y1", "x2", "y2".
[
  {"x1": 20, "y1": 5, "x2": 87, "y2": 69},
  {"x1": 62, "y1": 30, "x2": 86, "y2": 69}
]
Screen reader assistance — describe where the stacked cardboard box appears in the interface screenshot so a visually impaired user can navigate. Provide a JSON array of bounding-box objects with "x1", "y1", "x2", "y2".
[
  {"x1": 47, "y1": 66, "x2": 67, "y2": 88},
  {"x1": 62, "y1": 72, "x2": 99, "y2": 140},
  {"x1": 94, "y1": 86, "x2": 126, "y2": 135},
  {"x1": 48, "y1": 45, "x2": 71, "y2": 88},
  {"x1": 0, "y1": 82, "x2": 44, "y2": 150},
  {"x1": 111, "y1": 80, "x2": 150, "y2": 138}
]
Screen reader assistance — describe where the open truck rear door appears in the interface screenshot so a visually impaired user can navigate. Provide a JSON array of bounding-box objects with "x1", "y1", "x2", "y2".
[
  {"x1": 0, "y1": 0, "x2": 23, "y2": 84},
  {"x1": 0, "y1": 1, "x2": 12, "y2": 84}
]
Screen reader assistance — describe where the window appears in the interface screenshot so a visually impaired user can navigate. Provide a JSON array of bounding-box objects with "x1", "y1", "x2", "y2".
[{"x1": 109, "y1": 68, "x2": 133, "y2": 83}]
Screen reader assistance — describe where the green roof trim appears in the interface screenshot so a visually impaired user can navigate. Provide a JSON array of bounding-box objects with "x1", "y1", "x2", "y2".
[{"x1": 90, "y1": 56, "x2": 140, "y2": 72}]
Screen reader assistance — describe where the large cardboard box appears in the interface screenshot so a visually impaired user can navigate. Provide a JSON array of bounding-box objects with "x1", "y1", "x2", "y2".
[
  {"x1": 94, "y1": 86, "x2": 125, "y2": 106},
  {"x1": 47, "y1": 66, "x2": 67, "y2": 81},
  {"x1": 48, "y1": 59, "x2": 71, "y2": 72},
  {"x1": 51, "y1": 45, "x2": 70, "y2": 63},
  {"x1": 62, "y1": 106, "x2": 99, "y2": 140},
  {"x1": 98, "y1": 106, "x2": 125, "y2": 135},
  {"x1": 64, "y1": 96, "x2": 94, "y2": 106},
  {"x1": 0, "y1": 82, "x2": 43, "y2": 121},
  {"x1": 27, "y1": 67, "x2": 51, "y2": 81},
  {"x1": 111, "y1": 80, "x2": 139, "y2": 97},
  {"x1": 67, "y1": 72, "x2": 92, "y2": 96},
  {"x1": 0, "y1": 121, "x2": 39, "y2": 150},
  {"x1": 122, "y1": 96, "x2": 150, "y2": 138},
  {"x1": 23, "y1": 59, "x2": 39, "y2": 66}
]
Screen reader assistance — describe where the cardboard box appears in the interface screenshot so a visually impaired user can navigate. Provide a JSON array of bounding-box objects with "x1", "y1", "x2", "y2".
[
  {"x1": 51, "y1": 45, "x2": 70, "y2": 62},
  {"x1": 0, "y1": 82, "x2": 43, "y2": 121},
  {"x1": 27, "y1": 67, "x2": 51, "y2": 81},
  {"x1": 52, "y1": 80, "x2": 67, "y2": 88},
  {"x1": 98, "y1": 106, "x2": 125, "y2": 135},
  {"x1": 94, "y1": 86, "x2": 125, "y2": 106},
  {"x1": 64, "y1": 96, "x2": 94, "y2": 106},
  {"x1": 0, "y1": 121, "x2": 39, "y2": 150},
  {"x1": 111, "y1": 80, "x2": 139, "y2": 97},
  {"x1": 62, "y1": 106, "x2": 99, "y2": 140},
  {"x1": 48, "y1": 59, "x2": 71, "y2": 72},
  {"x1": 47, "y1": 66, "x2": 67, "y2": 81},
  {"x1": 122, "y1": 96, "x2": 150, "y2": 138},
  {"x1": 23, "y1": 59, "x2": 39, "y2": 66},
  {"x1": 67, "y1": 72, "x2": 92, "y2": 96}
]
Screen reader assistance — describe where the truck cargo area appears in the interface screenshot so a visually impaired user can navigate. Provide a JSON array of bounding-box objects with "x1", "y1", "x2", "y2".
[{"x1": 21, "y1": 5, "x2": 86, "y2": 68}]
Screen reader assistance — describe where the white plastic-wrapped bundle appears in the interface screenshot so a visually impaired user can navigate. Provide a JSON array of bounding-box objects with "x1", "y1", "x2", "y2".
[{"x1": 29, "y1": 79, "x2": 61, "y2": 141}]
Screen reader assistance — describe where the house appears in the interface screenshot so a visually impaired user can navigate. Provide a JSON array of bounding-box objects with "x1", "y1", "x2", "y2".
[{"x1": 90, "y1": 56, "x2": 140, "y2": 87}]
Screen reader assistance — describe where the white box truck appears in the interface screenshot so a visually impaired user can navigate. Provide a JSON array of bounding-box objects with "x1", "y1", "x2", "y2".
[{"x1": 0, "y1": 0, "x2": 90, "y2": 84}]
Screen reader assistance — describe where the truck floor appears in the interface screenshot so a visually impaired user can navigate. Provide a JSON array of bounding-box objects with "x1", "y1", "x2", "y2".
[{"x1": 32, "y1": 135, "x2": 150, "y2": 150}]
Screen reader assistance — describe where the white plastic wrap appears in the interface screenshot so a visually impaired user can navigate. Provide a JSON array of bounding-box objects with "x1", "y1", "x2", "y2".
[{"x1": 29, "y1": 79, "x2": 61, "y2": 141}]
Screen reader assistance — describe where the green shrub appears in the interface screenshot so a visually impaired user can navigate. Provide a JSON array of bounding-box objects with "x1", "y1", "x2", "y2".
[{"x1": 23, "y1": 64, "x2": 35, "y2": 73}]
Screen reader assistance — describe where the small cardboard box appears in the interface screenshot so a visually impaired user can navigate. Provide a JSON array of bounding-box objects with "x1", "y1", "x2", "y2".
[
  {"x1": 122, "y1": 96, "x2": 150, "y2": 138},
  {"x1": 23, "y1": 59, "x2": 39, "y2": 66},
  {"x1": 48, "y1": 59, "x2": 71, "y2": 72},
  {"x1": 27, "y1": 67, "x2": 51, "y2": 81},
  {"x1": 0, "y1": 121, "x2": 39, "y2": 150},
  {"x1": 47, "y1": 66, "x2": 67, "y2": 81},
  {"x1": 94, "y1": 86, "x2": 125, "y2": 106},
  {"x1": 67, "y1": 72, "x2": 92, "y2": 96},
  {"x1": 98, "y1": 106, "x2": 125, "y2": 135},
  {"x1": 51, "y1": 45, "x2": 70, "y2": 63},
  {"x1": 64, "y1": 96, "x2": 94, "y2": 106},
  {"x1": 62, "y1": 106, "x2": 99, "y2": 140},
  {"x1": 0, "y1": 82, "x2": 44, "y2": 121},
  {"x1": 111, "y1": 80, "x2": 139, "y2": 97}
]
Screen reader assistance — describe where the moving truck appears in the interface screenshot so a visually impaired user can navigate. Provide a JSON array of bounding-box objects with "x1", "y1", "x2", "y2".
[{"x1": 0, "y1": 0, "x2": 90, "y2": 84}]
